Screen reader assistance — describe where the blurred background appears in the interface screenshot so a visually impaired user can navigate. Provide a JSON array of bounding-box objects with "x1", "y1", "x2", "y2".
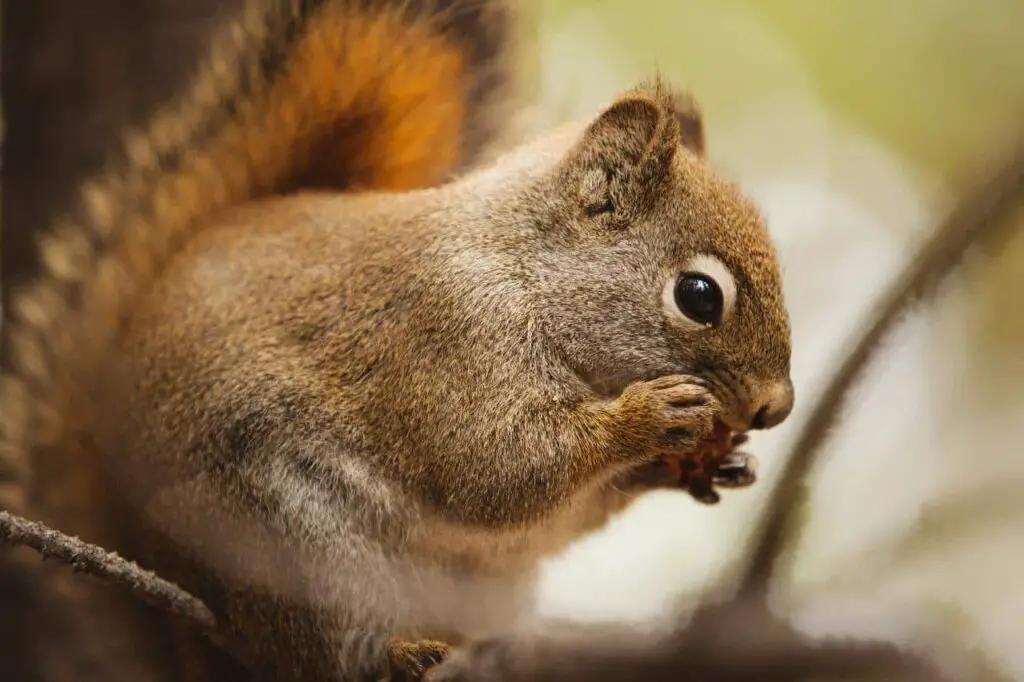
[{"x1": 517, "y1": 1, "x2": 1024, "y2": 679}]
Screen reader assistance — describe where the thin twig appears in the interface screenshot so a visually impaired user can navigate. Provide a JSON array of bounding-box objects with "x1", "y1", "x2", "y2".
[
  {"x1": 0, "y1": 509, "x2": 218, "y2": 633},
  {"x1": 737, "y1": 138, "x2": 1024, "y2": 595}
]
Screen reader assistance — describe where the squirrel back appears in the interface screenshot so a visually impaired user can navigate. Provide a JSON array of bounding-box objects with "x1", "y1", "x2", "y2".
[{"x1": 0, "y1": 0, "x2": 518, "y2": 517}]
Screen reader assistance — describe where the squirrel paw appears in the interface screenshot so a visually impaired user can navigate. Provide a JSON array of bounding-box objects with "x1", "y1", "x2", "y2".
[
  {"x1": 680, "y1": 451, "x2": 757, "y2": 504},
  {"x1": 385, "y1": 638, "x2": 451, "y2": 682},
  {"x1": 420, "y1": 636, "x2": 516, "y2": 682},
  {"x1": 614, "y1": 374, "x2": 720, "y2": 458},
  {"x1": 712, "y1": 452, "x2": 758, "y2": 488}
]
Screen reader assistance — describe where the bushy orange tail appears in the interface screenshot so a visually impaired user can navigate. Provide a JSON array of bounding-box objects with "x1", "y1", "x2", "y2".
[{"x1": 0, "y1": 0, "x2": 518, "y2": 513}]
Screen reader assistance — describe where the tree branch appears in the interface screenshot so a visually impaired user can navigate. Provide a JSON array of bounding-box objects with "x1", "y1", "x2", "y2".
[
  {"x1": 737, "y1": 138, "x2": 1024, "y2": 596},
  {"x1": 0, "y1": 509, "x2": 217, "y2": 633}
]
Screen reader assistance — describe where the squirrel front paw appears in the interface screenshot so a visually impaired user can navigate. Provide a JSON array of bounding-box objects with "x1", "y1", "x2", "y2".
[
  {"x1": 611, "y1": 374, "x2": 720, "y2": 459},
  {"x1": 421, "y1": 636, "x2": 523, "y2": 682}
]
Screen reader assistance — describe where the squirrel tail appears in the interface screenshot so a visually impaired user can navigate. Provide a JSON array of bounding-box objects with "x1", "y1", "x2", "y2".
[{"x1": 0, "y1": 0, "x2": 518, "y2": 512}]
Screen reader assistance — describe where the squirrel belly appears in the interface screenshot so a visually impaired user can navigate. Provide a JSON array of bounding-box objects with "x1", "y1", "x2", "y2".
[{"x1": 1, "y1": 2, "x2": 795, "y2": 681}]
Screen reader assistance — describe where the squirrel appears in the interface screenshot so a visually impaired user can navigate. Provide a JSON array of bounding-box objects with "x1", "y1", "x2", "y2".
[{"x1": 0, "y1": 0, "x2": 796, "y2": 680}]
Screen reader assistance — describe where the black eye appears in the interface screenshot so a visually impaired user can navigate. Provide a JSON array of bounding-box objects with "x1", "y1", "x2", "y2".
[{"x1": 674, "y1": 273, "x2": 723, "y2": 326}]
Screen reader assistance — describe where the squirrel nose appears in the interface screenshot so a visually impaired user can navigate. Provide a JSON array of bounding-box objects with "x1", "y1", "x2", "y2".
[{"x1": 749, "y1": 378, "x2": 794, "y2": 430}]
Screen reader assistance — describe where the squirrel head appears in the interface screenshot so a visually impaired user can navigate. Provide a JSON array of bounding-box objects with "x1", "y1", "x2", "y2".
[{"x1": 508, "y1": 81, "x2": 793, "y2": 432}]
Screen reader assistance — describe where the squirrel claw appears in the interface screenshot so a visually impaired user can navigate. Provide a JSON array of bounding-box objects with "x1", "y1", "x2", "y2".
[
  {"x1": 384, "y1": 638, "x2": 451, "y2": 682},
  {"x1": 712, "y1": 452, "x2": 758, "y2": 488}
]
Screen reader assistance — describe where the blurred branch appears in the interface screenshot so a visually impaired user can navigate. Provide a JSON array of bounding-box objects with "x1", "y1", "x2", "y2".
[
  {"x1": 430, "y1": 598, "x2": 971, "y2": 682},
  {"x1": 737, "y1": 136, "x2": 1024, "y2": 597}
]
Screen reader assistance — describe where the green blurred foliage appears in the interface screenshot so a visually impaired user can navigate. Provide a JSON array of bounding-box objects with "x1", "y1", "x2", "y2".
[
  {"x1": 531, "y1": 0, "x2": 1024, "y2": 184},
  {"x1": 748, "y1": 0, "x2": 1024, "y2": 182}
]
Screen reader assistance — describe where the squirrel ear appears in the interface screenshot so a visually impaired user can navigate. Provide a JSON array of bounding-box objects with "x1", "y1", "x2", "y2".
[{"x1": 567, "y1": 81, "x2": 704, "y2": 219}]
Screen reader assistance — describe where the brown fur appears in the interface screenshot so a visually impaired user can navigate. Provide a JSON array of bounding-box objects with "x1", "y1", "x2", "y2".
[{"x1": 1, "y1": 4, "x2": 793, "y2": 681}]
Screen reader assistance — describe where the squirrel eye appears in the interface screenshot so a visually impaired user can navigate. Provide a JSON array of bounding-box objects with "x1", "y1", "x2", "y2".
[{"x1": 673, "y1": 273, "x2": 723, "y2": 327}]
